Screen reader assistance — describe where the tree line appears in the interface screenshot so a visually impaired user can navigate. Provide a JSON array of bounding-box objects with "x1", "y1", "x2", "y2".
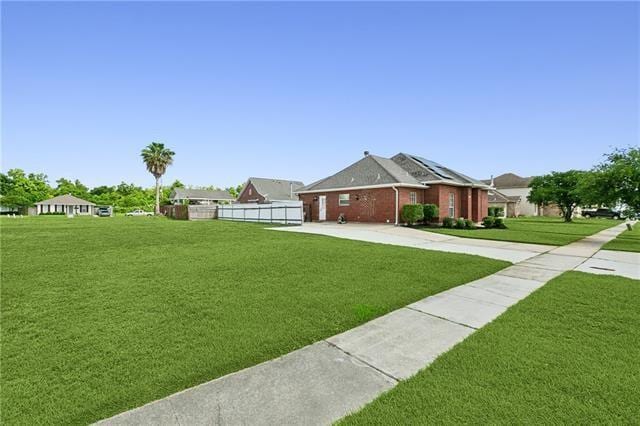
[
  {"x1": 528, "y1": 146, "x2": 639, "y2": 222},
  {"x1": 0, "y1": 170, "x2": 244, "y2": 213}
]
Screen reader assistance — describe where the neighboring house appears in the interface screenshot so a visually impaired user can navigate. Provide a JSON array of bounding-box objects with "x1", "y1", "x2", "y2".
[
  {"x1": 237, "y1": 177, "x2": 304, "y2": 203},
  {"x1": 169, "y1": 188, "x2": 235, "y2": 205},
  {"x1": 35, "y1": 194, "x2": 95, "y2": 215},
  {"x1": 488, "y1": 189, "x2": 520, "y2": 217},
  {"x1": 482, "y1": 173, "x2": 539, "y2": 216},
  {"x1": 296, "y1": 152, "x2": 490, "y2": 224}
]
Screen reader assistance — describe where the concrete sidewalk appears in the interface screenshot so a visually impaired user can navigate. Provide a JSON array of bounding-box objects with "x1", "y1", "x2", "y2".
[
  {"x1": 273, "y1": 222, "x2": 553, "y2": 263},
  {"x1": 97, "y1": 222, "x2": 632, "y2": 425}
]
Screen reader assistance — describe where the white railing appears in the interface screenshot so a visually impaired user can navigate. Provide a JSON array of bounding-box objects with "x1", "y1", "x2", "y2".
[{"x1": 218, "y1": 202, "x2": 303, "y2": 225}]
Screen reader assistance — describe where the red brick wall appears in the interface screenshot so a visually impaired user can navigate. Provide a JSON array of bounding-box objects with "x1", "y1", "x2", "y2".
[
  {"x1": 299, "y1": 185, "x2": 488, "y2": 223},
  {"x1": 237, "y1": 182, "x2": 265, "y2": 203},
  {"x1": 299, "y1": 187, "x2": 424, "y2": 223}
]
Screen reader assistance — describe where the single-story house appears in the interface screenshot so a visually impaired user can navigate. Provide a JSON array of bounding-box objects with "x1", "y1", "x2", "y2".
[
  {"x1": 169, "y1": 188, "x2": 235, "y2": 205},
  {"x1": 296, "y1": 152, "x2": 490, "y2": 224},
  {"x1": 488, "y1": 189, "x2": 520, "y2": 217},
  {"x1": 35, "y1": 194, "x2": 95, "y2": 215},
  {"x1": 236, "y1": 177, "x2": 304, "y2": 203}
]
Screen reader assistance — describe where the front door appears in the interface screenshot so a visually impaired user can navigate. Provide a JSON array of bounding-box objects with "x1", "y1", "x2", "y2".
[{"x1": 318, "y1": 195, "x2": 326, "y2": 221}]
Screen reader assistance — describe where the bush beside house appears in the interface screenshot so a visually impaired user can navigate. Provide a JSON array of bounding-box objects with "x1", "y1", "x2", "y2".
[{"x1": 402, "y1": 204, "x2": 424, "y2": 225}]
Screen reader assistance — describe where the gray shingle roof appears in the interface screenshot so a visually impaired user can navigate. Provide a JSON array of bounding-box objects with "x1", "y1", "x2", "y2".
[
  {"x1": 482, "y1": 173, "x2": 533, "y2": 189},
  {"x1": 169, "y1": 188, "x2": 235, "y2": 201},
  {"x1": 248, "y1": 178, "x2": 305, "y2": 201},
  {"x1": 297, "y1": 155, "x2": 422, "y2": 192},
  {"x1": 36, "y1": 194, "x2": 95, "y2": 206}
]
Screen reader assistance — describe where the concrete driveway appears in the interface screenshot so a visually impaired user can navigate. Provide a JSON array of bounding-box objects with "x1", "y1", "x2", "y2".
[{"x1": 273, "y1": 222, "x2": 553, "y2": 263}]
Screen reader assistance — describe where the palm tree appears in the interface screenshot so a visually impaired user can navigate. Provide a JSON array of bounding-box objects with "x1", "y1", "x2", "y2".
[{"x1": 141, "y1": 142, "x2": 175, "y2": 215}]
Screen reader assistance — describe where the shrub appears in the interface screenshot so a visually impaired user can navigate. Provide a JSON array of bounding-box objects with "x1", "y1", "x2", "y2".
[
  {"x1": 401, "y1": 204, "x2": 424, "y2": 225},
  {"x1": 482, "y1": 216, "x2": 495, "y2": 228},
  {"x1": 455, "y1": 217, "x2": 466, "y2": 229},
  {"x1": 442, "y1": 217, "x2": 454, "y2": 228},
  {"x1": 494, "y1": 217, "x2": 507, "y2": 229},
  {"x1": 465, "y1": 219, "x2": 476, "y2": 229},
  {"x1": 422, "y1": 204, "x2": 438, "y2": 223}
]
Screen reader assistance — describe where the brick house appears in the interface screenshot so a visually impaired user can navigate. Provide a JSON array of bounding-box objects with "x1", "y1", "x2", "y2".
[
  {"x1": 236, "y1": 177, "x2": 305, "y2": 203},
  {"x1": 296, "y1": 152, "x2": 489, "y2": 224}
]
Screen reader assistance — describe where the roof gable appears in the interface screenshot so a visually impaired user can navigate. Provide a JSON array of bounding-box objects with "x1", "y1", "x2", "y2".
[
  {"x1": 247, "y1": 177, "x2": 305, "y2": 201},
  {"x1": 484, "y1": 173, "x2": 533, "y2": 189},
  {"x1": 297, "y1": 155, "x2": 421, "y2": 192}
]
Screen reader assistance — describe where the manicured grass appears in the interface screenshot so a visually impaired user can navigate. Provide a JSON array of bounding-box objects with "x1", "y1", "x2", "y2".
[
  {"x1": 602, "y1": 222, "x2": 639, "y2": 252},
  {"x1": 0, "y1": 216, "x2": 508, "y2": 424},
  {"x1": 340, "y1": 271, "x2": 640, "y2": 424},
  {"x1": 422, "y1": 216, "x2": 618, "y2": 245}
]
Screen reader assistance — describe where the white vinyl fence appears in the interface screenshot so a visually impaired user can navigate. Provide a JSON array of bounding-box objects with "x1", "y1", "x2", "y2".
[{"x1": 218, "y1": 202, "x2": 303, "y2": 225}]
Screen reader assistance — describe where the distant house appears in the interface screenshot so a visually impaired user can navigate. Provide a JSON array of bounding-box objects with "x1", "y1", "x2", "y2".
[
  {"x1": 35, "y1": 194, "x2": 96, "y2": 215},
  {"x1": 169, "y1": 188, "x2": 235, "y2": 205},
  {"x1": 483, "y1": 173, "x2": 538, "y2": 216},
  {"x1": 237, "y1": 177, "x2": 304, "y2": 203},
  {"x1": 488, "y1": 189, "x2": 520, "y2": 217},
  {"x1": 297, "y1": 152, "x2": 490, "y2": 224}
]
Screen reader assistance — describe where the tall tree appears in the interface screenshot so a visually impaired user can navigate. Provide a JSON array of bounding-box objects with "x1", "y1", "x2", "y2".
[
  {"x1": 0, "y1": 169, "x2": 52, "y2": 211},
  {"x1": 54, "y1": 178, "x2": 90, "y2": 199},
  {"x1": 141, "y1": 142, "x2": 175, "y2": 214},
  {"x1": 598, "y1": 147, "x2": 640, "y2": 213},
  {"x1": 528, "y1": 170, "x2": 586, "y2": 222}
]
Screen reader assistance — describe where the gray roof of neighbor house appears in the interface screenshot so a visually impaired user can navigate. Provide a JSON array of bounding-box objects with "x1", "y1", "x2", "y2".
[
  {"x1": 393, "y1": 153, "x2": 490, "y2": 188},
  {"x1": 36, "y1": 194, "x2": 95, "y2": 206},
  {"x1": 169, "y1": 188, "x2": 235, "y2": 201},
  {"x1": 248, "y1": 177, "x2": 305, "y2": 201},
  {"x1": 297, "y1": 155, "x2": 423, "y2": 193},
  {"x1": 482, "y1": 173, "x2": 533, "y2": 189},
  {"x1": 488, "y1": 189, "x2": 520, "y2": 203}
]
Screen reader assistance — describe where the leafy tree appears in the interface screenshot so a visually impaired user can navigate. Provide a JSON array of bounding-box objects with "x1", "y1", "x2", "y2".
[
  {"x1": 54, "y1": 178, "x2": 90, "y2": 199},
  {"x1": 0, "y1": 169, "x2": 52, "y2": 210},
  {"x1": 141, "y1": 142, "x2": 175, "y2": 215},
  {"x1": 226, "y1": 183, "x2": 244, "y2": 199},
  {"x1": 90, "y1": 185, "x2": 115, "y2": 197},
  {"x1": 528, "y1": 170, "x2": 586, "y2": 222},
  {"x1": 596, "y1": 147, "x2": 639, "y2": 213},
  {"x1": 169, "y1": 180, "x2": 185, "y2": 190}
]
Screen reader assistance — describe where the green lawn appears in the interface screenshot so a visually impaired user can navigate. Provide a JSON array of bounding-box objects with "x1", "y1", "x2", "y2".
[
  {"x1": 340, "y1": 271, "x2": 640, "y2": 425},
  {"x1": 422, "y1": 216, "x2": 619, "y2": 245},
  {"x1": 0, "y1": 216, "x2": 508, "y2": 425},
  {"x1": 602, "y1": 222, "x2": 639, "y2": 252}
]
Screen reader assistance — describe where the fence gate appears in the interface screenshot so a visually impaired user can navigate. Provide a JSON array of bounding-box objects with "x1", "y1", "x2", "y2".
[{"x1": 218, "y1": 202, "x2": 303, "y2": 225}]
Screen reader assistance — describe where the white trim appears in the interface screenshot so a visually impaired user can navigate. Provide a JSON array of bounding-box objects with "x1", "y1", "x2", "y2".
[
  {"x1": 421, "y1": 180, "x2": 491, "y2": 189},
  {"x1": 296, "y1": 183, "x2": 428, "y2": 194}
]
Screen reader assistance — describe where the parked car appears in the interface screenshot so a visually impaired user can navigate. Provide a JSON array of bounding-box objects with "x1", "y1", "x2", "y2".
[
  {"x1": 125, "y1": 209, "x2": 154, "y2": 217},
  {"x1": 96, "y1": 207, "x2": 112, "y2": 217},
  {"x1": 581, "y1": 208, "x2": 623, "y2": 219}
]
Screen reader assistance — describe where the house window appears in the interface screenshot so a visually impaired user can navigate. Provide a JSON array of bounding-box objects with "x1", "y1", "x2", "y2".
[
  {"x1": 248, "y1": 188, "x2": 252, "y2": 196},
  {"x1": 409, "y1": 192, "x2": 417, "y2": 204},
  {"x1": 80, "y1": 205, "x2": 88, "y2": 213},
  {"x1": 339, "y1": 194, "x2": 350, "y2": 206},
  {"x1": 448, "y1": 193, "x2": 455, "y2": 217}
]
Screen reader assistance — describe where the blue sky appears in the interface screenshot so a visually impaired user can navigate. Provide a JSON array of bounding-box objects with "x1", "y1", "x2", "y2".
[{"x1": 2, "y1": 1, "x2": 638, "y2": 189}]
